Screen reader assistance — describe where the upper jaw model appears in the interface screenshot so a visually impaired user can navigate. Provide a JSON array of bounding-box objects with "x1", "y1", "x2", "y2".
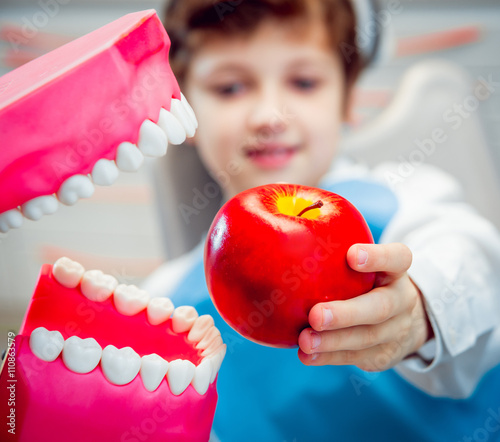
[
  {"x1": 0, "y1": 9, "x2": 197, "y2": 232},
  {"x1": 0, "y1": 257, "x2": 226, "y2": 441}
]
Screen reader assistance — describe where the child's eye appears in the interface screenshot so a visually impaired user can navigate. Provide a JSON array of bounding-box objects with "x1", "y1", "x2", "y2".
[
  {"x1": 212, "y1": 82, "x2": 246, "y2": 97},
  {"x1": 291, "y1": 78, "x2": 319, "y2": 91}
]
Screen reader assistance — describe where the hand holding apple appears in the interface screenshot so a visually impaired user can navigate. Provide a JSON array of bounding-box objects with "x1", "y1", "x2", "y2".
[
  {"x1": 298, "y1": 242, "x2": 432, "y2": 370},
  {"x1": 204, "y1": 183, "x2": 376, "y2": 348}
]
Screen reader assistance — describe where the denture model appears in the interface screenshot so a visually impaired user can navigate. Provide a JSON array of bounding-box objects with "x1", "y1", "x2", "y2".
[
  {"x1": 0, "y1": 257, "x2": 226, "y2": 441},
  {"x1": 0, "y1": 9, "x2": 197, "y2": 233}
]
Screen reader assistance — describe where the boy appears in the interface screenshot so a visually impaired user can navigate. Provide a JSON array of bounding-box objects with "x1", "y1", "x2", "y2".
[{"x1": 144, "y1": 0, "x2": 500, "y2": 440}]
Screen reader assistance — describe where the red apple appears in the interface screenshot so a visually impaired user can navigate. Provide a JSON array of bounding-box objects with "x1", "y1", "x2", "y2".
[{"x1": 204, "y1": 183, "x2": 375, "y2": 348}]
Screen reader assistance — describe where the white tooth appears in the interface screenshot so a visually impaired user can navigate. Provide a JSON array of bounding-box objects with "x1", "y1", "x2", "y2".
[
  {"x1": 29, "y1": 327, "x2": 64, "y2": 362},
  {"x1": 157, "y1": 108, "x2": 186, "y2": 145},
  {"x1": 167, "y1": 359, "x2": 196, "y2": 396},
  {"x1": 140, "y1": 353, "x2": 169, "y2": 392},
  {"x1": 191, "y1": 358, "x2": 213, "y2": 395},
  {"x1": 62, "y1": 336, "x2": 102, "y2": 374},
  {"x1": 113, "y1": 284, "x2": 150, "y2": 316},
  {"x1": 170, "y1": 99, "x2": 196, "y2": 138},
  {"x1": 208, "y1": 345, "x2": 226, "y2": 383},
  {"x1": 196, "y1": 326, "x2": 222, "y2": 351},
  {"x1": 137, "y1": 119, "x2": 168, "y2": 158},
  {"x1": 21, "y1": 195, "x2": 58, "y2": 221},
  {"x1": 52, "y1": 257, "x2": 85, "y2": 288},
  {"x1": 115, "y1": 142, "x2": 144, "y2": 172},
  {"x1": 200, "y1": 335, "x2": 224, "y2": 358},
  {"x1": 56, "y1": 174, "x2": 95, "y2": 206},
  {"x1": 187, "y1": 315, "x2": 215, "y2": 343},
  {"x1": 91, "y1": 159, "x2": 119, "y2": 186},
  {"x1": 147, "y1": 297, "x2": 174, "y2": 325},
  {"x1": 0, "y1": 209, "x2": 23, "y2": 233},
  {"x1": 181, "y1": 93, "x2": 198, "y2": 129},
  {"x1": 101, "y1": 345, "x2": 141, "y2": 386},
  {"x1": 80, "y1": 269, "x2": 118, "y2": 302},
  {"x1": 172, "y1": 306, "x2": 198, "y2": 334}
]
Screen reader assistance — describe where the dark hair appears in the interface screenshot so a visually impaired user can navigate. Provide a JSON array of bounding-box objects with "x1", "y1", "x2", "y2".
[{"x1": 163, "y1": 0, "x2": 364, "y2": 100}]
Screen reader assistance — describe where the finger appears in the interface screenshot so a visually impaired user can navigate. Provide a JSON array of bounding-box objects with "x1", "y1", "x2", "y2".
[
  {"x1": 299, "y1": 314, "x2": 408, "y2": 354},
  {"x1": 298, "y1": 343, "x2": 403, "y2": 371},
  {"x1": 308, "y1": 286, "x2": 409, "y2": 331},
  {"x1": 347, "y1": 243, "x2": 412, "y2": 276}
]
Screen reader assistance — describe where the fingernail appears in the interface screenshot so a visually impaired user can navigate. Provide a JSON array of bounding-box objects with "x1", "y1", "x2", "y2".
[
  {"x1": 357, "y1": 248, "x2": 368, "y2": 266},
  {"x1": 310, "y1": 331, "x2": 321, "y2": 350},
  {"x1": 322, "y1": 307, "x2": 333, "y2": 328}
]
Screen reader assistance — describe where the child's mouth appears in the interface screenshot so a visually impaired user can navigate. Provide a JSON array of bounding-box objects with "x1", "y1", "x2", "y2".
[{"x1": 245, "y1": 144, "x2": 300, "y2": 170}]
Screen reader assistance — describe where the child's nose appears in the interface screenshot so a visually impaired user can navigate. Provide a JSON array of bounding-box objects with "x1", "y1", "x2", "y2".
[{"x1": 247, "y1": 88, "x2": 288, "y2": 136}]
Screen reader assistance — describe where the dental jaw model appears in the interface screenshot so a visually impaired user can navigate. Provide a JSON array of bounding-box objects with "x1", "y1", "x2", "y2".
[
  {"x1": 0, "y1": 257, "x2": 226, "y2": 441},
  {"x1": 0, "y1": 9, "x2": 197, "y2": 232}
]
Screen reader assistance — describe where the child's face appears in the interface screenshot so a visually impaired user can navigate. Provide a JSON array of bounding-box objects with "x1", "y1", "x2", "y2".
[{"x1": 185, "y1": 19, "x2": 347, "y2": 198}]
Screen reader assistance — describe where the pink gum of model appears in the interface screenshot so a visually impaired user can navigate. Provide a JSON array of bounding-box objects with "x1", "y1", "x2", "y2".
[{"x1": 0, "y1": 9, "x2": 179, "y2": 214}]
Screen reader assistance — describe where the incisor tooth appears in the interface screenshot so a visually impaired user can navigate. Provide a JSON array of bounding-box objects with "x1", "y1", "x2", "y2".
[
  {"x1": 62, "y1": 336, "x2": 102, "y2": 374},
  {"x1": 0, "y1": 209, "x2": 23, "y2": 233},
  {"x1": 80, "y1": 269, "x2": 118, "y2": 302},
  {"x1": 21, "y1": 195, "x2": 58, "y2": 221},
  {"x1": 91, "y1": 158, "x2": 119, "y2": 186},
  {"x1": 140, "y1": 353, "x2": 169, "y2": 392},
  {"x1": 101, "y1": 345, "x2": 141, "y2": 386},
  {"x1": 113, "y1": 284, "x2": 150, "y2": 316},
  {"x1": 29, "y1": 327, "x2": 64, "y2": 362},
  {"x1": 138, "y1": 119, "x2": 168, "y2": 158},
  {"x1": 170, "y1": 98, "x2": 196, "y2": 138},
  {"x1": 172, "y1": 306, "x2": 198, "y2": 333},
  {"x1": 191, "y1": 358, "x2": 212, "y2": 395},
  {"x1": 157, "y1": 108, "x2": 186, "y2": 145},
  {"x1": 147, "y1": 297, "x2": 174, "y2": 325},
  {"x1": 116, "y1": 142, "x2": 144, "y2": 172},
  {"x1": 167, "y1": 359, "x2": 196, "y2": 395},
  {"x1": 57, "y1": 175, "x2": 95, "y2": 206},
  {"x1": 52, "y1": 257, "x2": 85, "y2": 288}
]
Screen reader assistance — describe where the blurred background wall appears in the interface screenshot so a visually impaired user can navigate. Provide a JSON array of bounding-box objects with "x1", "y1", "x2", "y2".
[{"x1": 0, "y1": 0, "x2": 499, "y2": 333}]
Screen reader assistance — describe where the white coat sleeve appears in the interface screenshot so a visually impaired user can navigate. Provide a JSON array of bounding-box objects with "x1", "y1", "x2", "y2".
[{"x1": 373, "y1": 162, "x2": 500, "y2": 399}]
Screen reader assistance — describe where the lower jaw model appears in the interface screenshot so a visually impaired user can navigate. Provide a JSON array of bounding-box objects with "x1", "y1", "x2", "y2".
[
  {"x1": 0, "y1": 257, "x2": 226, "y2": 441},
  {"x1": 0, "y1": 9, "x2": 225, "y2": 441}
]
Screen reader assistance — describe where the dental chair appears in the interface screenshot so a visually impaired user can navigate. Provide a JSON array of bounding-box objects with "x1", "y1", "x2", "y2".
[{"x1": 152, "y1": 59, "x2": 500, "y2": 261}]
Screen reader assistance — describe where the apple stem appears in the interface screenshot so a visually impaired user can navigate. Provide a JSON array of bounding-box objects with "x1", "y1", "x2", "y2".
[{"x1": 297, "y1": 200, "x2": 323, "y2": 217}]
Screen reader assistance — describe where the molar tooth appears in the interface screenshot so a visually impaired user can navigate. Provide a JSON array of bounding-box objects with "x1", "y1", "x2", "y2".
[
  {"x1": 80, "y1": 269, "x2": 118, "y2": 302},
  {"x1": 157, "y1": 108, "x2": 186, "y2": 145},
  {"x1": 113, "y1": 284, "x2": 150, "y2": 316},
  {"x1": 115, "y1": 142, "x2": 144, "y2": 172},
  {"x1": 0, "y1": 209, "x2": 23, "y2": 233},
  {"x1": 52, "y1": 257, "x2": 85, "y2": 288},
  {"x1": 137, "y1": 119, "x2": 168, "y2": 158},
  {"x1": 21, "y1": 195, "x2": 58, "y2": 221},
  {"x1": 147, "y1": 297, "x2": 174, "y2": 325},
  {"x1": 172, "y1": 306, "x2": 199, "y2": 334},
  {"x1": 187, "y1": 315, "x2": 215, "y2": 343},
  {"x1": 196, "y1": 326, "x2": 222, "y2": 351},
  {"x1": 101, "y1": 345, "x2": 141, "y2": 386},
  {"x1": 62, "y1": 336, "x2": 102, "y2": 374},
  {"x1": 140, "y1": 353, "x2": 169, "y2": 392},
  {"x1": 91, "y1": 158, "x2": 119, "y2": 186},
  {"x1": 200, "y1": 335, "x2": 224, "y2": 358},
  {"x1": 170, "y1": 98, "x2": 196, "y2": 138},
  {"x1": 167, "y1": 359, "x2": 196, "y2": 395},
  {"x1": 56, "y1": 174, "x2": 95, "y2": 206},
  {"x1": 191, "y1": 358, "x2": 212, "y2": 395},
  {"x1": 180, "y1": 93, "x2": 198, "y2": 129},
  {"x1": 29, "y1": 327, "x2": 64, "y2": 362}
]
